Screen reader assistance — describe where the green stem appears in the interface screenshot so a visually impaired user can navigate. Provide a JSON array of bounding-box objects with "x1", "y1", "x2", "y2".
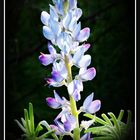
[{"x1": 65, "y1": 55, "x2": 80, "y2": 140}]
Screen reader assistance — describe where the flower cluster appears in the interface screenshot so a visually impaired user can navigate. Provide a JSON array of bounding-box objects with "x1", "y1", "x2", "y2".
[{"x1": 39, "y1": 0, "x2": 101, "y2": 139}]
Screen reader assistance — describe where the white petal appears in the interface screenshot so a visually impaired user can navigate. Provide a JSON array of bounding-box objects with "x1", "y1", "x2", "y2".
[
  {"x1": 43, "y1": 26, "x2": 55, "y2": 41},
  {"x1": 54, "y1": 90, "x2": 63, "y2": 103},
  {"x1": 49, "y1": 18, "x2": 61, "y2": 36},
  {"x1": 87, "y1": 100, "x2": 101, "y2": 114},
  {"x1": 73, "y1": 47, "x2": 84, "y2": 66},
  {"x1": 69, "y1": 17, "x2": 77, "y2": 31},
  {"x1": 41, "y1": 11, "x2": 50, "y2": 25},
  {"x1": 73, "y1": 22, "x2": 81, "y2": 39},
  {"x1": 83, "y1": 93, "x2": 94, "y2": 109},
  {"x1": 49, "y1": 5, "x2": 58, "y2": 21},
  {"x1": 80, "y1": 67, "x2": 96, "y2": 81},
  {"x1": 81, "y1": 120, "x2": 94, "y2": 130},
  {"x1": 73, "y1": 8, "x2": 82, "y2": 20},
  {"x1": 78, "y1": 55, "x2": 91, "y2": 68},
  {"x1": 77, "y1": 27, "x2": 90, "y2": 42},
  {"x1": 67, "y1": 81, "x2": 74, "y2": 95},
  {"x1": 48, "y1": 42, "x2": 56, "y2": 54},
  {"x1": 63, "y1": 12, "x2": 72, "y2": 29}
]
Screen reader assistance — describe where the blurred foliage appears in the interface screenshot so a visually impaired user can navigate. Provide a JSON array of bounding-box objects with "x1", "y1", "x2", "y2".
[{"x1": 6, "y1": 0, "x2": 134, "y2": 139}]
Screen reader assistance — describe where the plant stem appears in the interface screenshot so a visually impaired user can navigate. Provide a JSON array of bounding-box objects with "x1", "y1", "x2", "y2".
[{"x1": 65, "y1": 55, "x2": 80, "y2": 140}]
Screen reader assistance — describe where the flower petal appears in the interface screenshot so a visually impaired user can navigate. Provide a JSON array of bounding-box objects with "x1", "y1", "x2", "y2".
[
  {"x1": 52, "y1": 71, "x2": 64, "y2": 82},
  {"x1": 63, "y1": 12, "x2": 72, "y2": 29},
  {"x1": 81, "y1": 120, "x2": 94, "y2": 130},
  {"x1": 69, "y1": 0, "x2": 77, "y2": 10},
  {"x1": 64, "y1": 120, "x2": 71, "y2": 132},
  {"x1": 73, "y1": 47, "x2": 85, "y2": 66},
  {"x1": 83, "y1": 93, "x2": 94, "y2": 110},
  {"x1": 67, "y1": 81, "x2": 75, "y2": 95},
  {"x1": 54, "y1": 90, "x2": 63, "y2": 103},
  {"x1": 41, "y1": 11, "x2": 50, "y2": 25},
  {"x1": 72, "y1": 89, "x2": 81, "y2": 101},
  {"x1": 87, "y1": 100, "x2": 101, "y2": 114},
  {"x1": 49, "y1": 5, "x2": 58, "y2": 21},
  {"x1": 82, "y1": 43, "x2": 91, "y2": 52},
  {"x1": 39, "y1": 53, "x2": 53, "y2": 66},
  {"x1": 73, "y1": 8, "x2": 82, "y2": 20},
  {"x1": 49, "y1": 18, "x2": 61, "y2": 36},
  {"x1": 69, "y1": 17, "x2": 77, "y2": 31},
  {"x1": 48, "y1": 42, "x2": 56, "y2": 54},
  {"x1": 43, "y1": 26, "x2": 55, "y2": 41},
  {"x1": 46, "y1": 97, "x2": 61, "y2": 109},
  {"x1": 46, "y1": 78, "x2": 64, "y2": 87},
  {"x1": 73, "y1": 22, "x2": 81, "y2": 39},
  {"x1": 77, "y1": 27, "x2": 90, "y2": 42},
  {"x1": 78, "y1": 55, "x2": 91, "y2": 68},
  {"x1": 80, "y1": 67, "x2": 96, "y2": 81},
  {"x1": 50, "y1": 125, "x2": 61, "y2": 135},
  {"x1": 80, "y1": 133, "x2": 92, "y2": 140}
]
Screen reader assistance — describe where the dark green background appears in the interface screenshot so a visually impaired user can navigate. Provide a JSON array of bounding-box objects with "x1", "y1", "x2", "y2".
[{"x1": 6, "y1": 0, "x2": 134, "y2": 139}]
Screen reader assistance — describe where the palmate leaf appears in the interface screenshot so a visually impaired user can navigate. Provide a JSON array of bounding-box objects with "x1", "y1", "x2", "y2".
[{"x1": 84, "y1": 110, "x2": 133, "y2": 140}]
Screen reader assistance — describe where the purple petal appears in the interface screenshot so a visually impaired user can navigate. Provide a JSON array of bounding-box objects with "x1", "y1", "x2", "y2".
[
  {"x1": 83, "y1": 93, "x2": 94, "y2": 110},
  {"x1": 80, "y1": 67, "x2": 96, "y2": 81},
  {"x1": 77, "y1": 27, "x2": 90, "y2": 42},
  {"x1": 87, "y1": 100, "x2": 101, "y2": 114},
  {"x1": 74, "y1": 80, "x2": 83, "y2": 92},
  {"x1": 43, "y1": 26, "x2": 55, "y2": 41},
  {"x1": 82, "y1": 43, "x2": 91, "y2": 52},
  {"x1": 78, "y1": 55, "x2": 91, "y2": 68},
  {"x1": 39, "y1": 53, "x2": 53, "y2": 66},
  {"x1": 52, "y1": 71, "x2": 64, "y2": 82},
  {"x1": 55, "y1": 121, "x2": 65, "y2": 133},
  {"x1": 41, "y1": 11, "x2": 50, "y2": 25},
  {"x1": 64, "y1": 120, "x2": 71, "y2": 132},
  {"x1": 72, "y1": 89, "x2": 81, "y2": 101},
  {"x1": 46, "y1": 97, "x2": 61, "y2": 109},
  {"x1": 46, "y1": 78, "x2": 64, "y2": 87}
]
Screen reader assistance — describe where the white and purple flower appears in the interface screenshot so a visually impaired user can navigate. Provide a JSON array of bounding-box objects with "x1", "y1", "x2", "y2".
[{"x1": 81, "y1": 93, "x2": 101, "y2": 114}]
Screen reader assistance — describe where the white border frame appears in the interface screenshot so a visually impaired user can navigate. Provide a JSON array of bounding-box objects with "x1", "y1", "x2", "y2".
[{"x1": 3, "y1": 0, "x2": 137, "y2": 139}]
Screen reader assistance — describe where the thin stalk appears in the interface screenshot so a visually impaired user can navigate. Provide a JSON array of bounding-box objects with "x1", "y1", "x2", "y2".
[{"x1": 65, "y1": 55, "x2": 80, "y2": 140}]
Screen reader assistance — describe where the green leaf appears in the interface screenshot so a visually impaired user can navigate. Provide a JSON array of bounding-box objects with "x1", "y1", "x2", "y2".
[
  {"x1": 108, "y1": 112, "x2": 120, "y2": 131},
  {"x1": 127, "y1": 110, "x2": 132, "y2": 125},
  {"x1": 95, "y1": 116, "x2": 108, "y2": 125},
  {"x1": 15, "y1": 119, "x2": 26, "y2": 133},
  {"x1": 29, "y1": 103, "x2": 35, "y2": 134},
  {"x1": 93, "y1": 136, "x2": 113, "y2": 140},
  {"x1": 83, "y1": 113, "x2": 95, "y2": 120},
  {"x1": 85, "y1": 126, "x2": 111, "y2": 135},
  {"x1": 24, "y1": 109, "x2": 30, "y2": 135},
  {"x1": 38, "y1": 130, "x2": 55, "y2": 139},
  {"x1": 101, "y1": 114, "x2": 113, "y2": 126},
  {"x1": 117, "y1": 110, "x2": 124, "y2": 121}
]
